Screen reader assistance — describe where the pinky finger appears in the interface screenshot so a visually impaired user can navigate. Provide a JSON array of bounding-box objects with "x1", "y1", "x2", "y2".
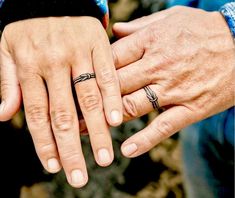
[{"x1": 121, "y1": 106, "x2": 195, "y2": 158}]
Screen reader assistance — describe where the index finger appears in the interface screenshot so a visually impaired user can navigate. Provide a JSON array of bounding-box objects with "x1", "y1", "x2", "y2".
[{"x1": 111, "y1": 31, "x2": 145, "y2": 69}]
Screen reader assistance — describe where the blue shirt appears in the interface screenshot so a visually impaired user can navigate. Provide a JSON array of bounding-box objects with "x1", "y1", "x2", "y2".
[{"x1": 167, "y1": 0, "x2": 233, "y2": 11}]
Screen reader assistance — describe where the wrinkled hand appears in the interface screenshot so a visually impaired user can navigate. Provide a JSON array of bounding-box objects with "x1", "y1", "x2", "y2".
[
  {"x1": 112, "y1": 6, "x2": 235, "y2": 157},
  {"x1": 0, "y1": 17, "x2": 123, "y2": 187}
]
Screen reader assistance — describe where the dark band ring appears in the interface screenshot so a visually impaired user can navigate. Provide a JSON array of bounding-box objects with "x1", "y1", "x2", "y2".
[
  {"x1": 73, "y1": 73, "x2": 96, "y2": 85},
  {"x1": 144, "y1": 86, "x2": 163, "y2": 113}
]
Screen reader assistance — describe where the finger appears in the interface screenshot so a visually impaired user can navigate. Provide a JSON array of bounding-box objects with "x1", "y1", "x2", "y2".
[
  {"x1": 93, "y1": 32, "x2": 123, "y2": 126},
  {"x1": 46, "y1": 67, "x2": 88, "y2": 188},
  {"x1": 121, "y1": 106, "x2": 194, "y2": 158},
  {"x1": 117, "y1": 58, "x2": 154, "y2": 95},
  {"x1": 122, "y1": 85, "x2": 169, "y2": 121},
  {"x1": 19, "y1": 74, "x2": 61, "y2": 174},
  {"x1": 0, "y1": 40, "x2": 21, "y2": 121},
  {"x1": 112, "y1": 31, "x2": 145, "y2": 69},
  {"x1": 112, "y1": 9, "x2": 170, "y2": 38},
  {"x1": 72, "y1": 53, "x2": 114, "y2": 167},
  {"x1": 117, "y1": 53, "x2": 167, "y2": 95}
]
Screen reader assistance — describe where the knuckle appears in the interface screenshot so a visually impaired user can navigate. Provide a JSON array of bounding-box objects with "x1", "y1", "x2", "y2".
[
  {"x1": 51, "y1": 110, "x2": 74, "y2": 132},
  {"x1": 44, "y1": 49, "x2": 67, "y2": 70},
  {"x1": 36, "y1": 142, "x2": 56, "y2": 158},
  {"x1": 48, "y1": 49, "x2": 67, "y2": 63},
  {"x1": 147, "y1": 26, "x2": 160, "y2": 47},
  {"x1": 18, "y1": 68, "x2": 38, "y2": 84},
  {"x1": 92, "y1": 131, "x2": 106, "y2": 137},
  {"x1": 140, "y1": 133, "x2": 155, "y2": 149},
  {"x1": 27, "y1": 105, "x2": 49, "y2": 127},
  {"x1": 60, "y1": 152, "x2": 81, "y2": 163},
  {"x1": 131, "y1": 31, "x2": 145, "y2": 55},
  {"x1": 123, "y1": 95, "x2": 139, "y2": 119},
  {"x1": 99, "y1": 69, "x2": 116, "y2": 88},
  {"x1": 15, "y1": 55, "x2": 39, "y2": 83},
  {"x1": 112, "y1": 45, "x2": 119, "y2": 67},
  {"x1": 156, "y1": 120, "x2": 174, "y2": 137},
  {"x1": 117, "y1": 71, "x2": 127, "y2": 94},
  {"x1": 79, "y1": 92, "x2": 102, "y2": 113}
]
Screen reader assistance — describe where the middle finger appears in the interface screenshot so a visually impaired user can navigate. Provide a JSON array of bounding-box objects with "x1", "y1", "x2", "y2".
[{"x1": 45, "y1": 66, "x2": 88, "y2": 188}]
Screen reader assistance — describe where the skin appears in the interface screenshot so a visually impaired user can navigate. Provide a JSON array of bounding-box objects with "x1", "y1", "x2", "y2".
[
  {"x1": 0, "y1": 6, "x2": 234, "y2": 188},
  {"x1": 0, "y1": 16, "x2": 123, "y2": 188},
  {"x1": 111, "y1": 6, "x2": 235, "y2": 157}
]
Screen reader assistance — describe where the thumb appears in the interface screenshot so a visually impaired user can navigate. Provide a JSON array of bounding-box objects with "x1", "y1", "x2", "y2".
[
  {"x1": 0, "y1": 41, "x2": 21, "y2": 121},
  {"x1": 113, "y1": 10, "x2": 169, "y2": 38}
]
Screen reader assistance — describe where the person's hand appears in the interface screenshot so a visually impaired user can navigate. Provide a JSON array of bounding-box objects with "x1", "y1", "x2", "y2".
[
  {"x1": 112, "y1": 6, "x2": 235, "y2": 157},
  {"x1": 0, "y1": 16, "x2": 123, "y2": 187}
]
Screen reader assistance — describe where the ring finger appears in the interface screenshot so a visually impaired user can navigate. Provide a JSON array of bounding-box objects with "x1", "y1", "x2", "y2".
[
  {"x1": 72, "y1": 53, "x2": 114, "y2": 167},
  {"x1": 122, "y1": 84, "x2": 170, "y2": 121}
]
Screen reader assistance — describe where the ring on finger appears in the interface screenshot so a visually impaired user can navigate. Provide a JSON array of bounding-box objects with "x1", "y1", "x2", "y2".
[
  {"x1": 144, "y1": 86, "x2": 164, "y2": 114},
  {"x1": 73, "y1": 73, "x2": 96, "y2": 85}
]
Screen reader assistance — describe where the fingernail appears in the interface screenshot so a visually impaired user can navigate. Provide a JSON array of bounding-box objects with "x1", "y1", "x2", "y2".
[
  {"x1": 122, "y1": 143, "x2": 138, "y2": 156},
  {"x1": 98, "y1": 148, "x2": 111, "y2": 166},
  {"x1": 71, "y1": 169, "x2": 85, "y2": 186},
  {"x1": 110, "y1": 110, "x2": 121, "y2": 125},
  {"x1": 47, "y1": 158, "x2": 60, "y2": 173}
]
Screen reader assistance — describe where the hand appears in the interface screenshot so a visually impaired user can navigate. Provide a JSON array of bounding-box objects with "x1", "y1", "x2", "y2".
[
  {"x1": 0, "y1": 16, "x2": 123, "y2": 187},
  {"x1": 112, "y1": 6, "x2": 235, "y2": 157}
]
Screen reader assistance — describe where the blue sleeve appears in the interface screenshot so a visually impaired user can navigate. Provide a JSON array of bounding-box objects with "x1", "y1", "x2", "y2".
[{"x1": 220, "y1": 2, "x2": 235, "y2": 38}]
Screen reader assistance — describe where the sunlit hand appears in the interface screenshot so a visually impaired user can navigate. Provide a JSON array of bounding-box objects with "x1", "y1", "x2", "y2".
[
  {"x1": 112, "y1": 6, "x2": 235, "y2": 157},
  {"x1": 0, "y1": 16, "x2": 123, "y2": 187}
]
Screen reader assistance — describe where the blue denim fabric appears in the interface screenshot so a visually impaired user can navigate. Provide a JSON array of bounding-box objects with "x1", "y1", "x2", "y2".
[
  {"x1": 181, "y1": 108, "x2": 234, "y2": 198},
  {"x1": 167, "y1": 1, "x2": 234, "y2": 197}
]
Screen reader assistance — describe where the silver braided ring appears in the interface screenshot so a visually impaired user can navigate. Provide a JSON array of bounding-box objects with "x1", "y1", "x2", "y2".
[
  {"x1": 144, "y1": 86, "x2": 163, "y2": 113},
  {"x1": 73, "y1": 73, "x2": 96, "y2": 85}
]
